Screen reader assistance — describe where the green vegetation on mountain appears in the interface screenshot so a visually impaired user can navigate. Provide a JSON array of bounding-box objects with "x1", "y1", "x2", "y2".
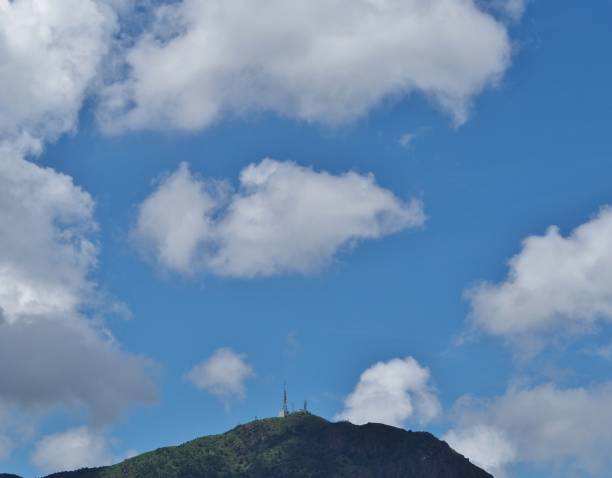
[{"x1": 6, "y1": 413, "x2": 491, "y2": 478}]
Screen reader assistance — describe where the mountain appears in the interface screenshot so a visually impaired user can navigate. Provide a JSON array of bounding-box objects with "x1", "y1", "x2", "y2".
[{"x1": 5, "y1": 413, "x2": 492, "y2": 478}]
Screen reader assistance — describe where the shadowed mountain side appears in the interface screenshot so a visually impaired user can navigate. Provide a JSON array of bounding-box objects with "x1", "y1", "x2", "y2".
[{"x1": 8, "y1": 414, "x2": 492, "y2": 478}]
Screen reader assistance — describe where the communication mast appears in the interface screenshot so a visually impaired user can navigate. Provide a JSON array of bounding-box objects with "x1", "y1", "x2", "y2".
[{"x1": 282, "y1": 383, "x2": 289, "y2": 417}]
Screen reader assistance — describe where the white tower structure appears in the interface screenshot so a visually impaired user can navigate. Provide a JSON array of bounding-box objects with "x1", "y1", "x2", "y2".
[{"x1": 282, "y1": 383, "x2": 289, "y2": 417}]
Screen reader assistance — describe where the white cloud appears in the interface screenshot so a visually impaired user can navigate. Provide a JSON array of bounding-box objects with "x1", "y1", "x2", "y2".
[
  {"x1": 467, "y1": 207, "x2": 612, "y2": 344},
  {"x1": 0, "y1": 145, "x2": 96, "y2": 321},
  {"x1": 0, "y1": 1, "x2": 155, "y2": 461},
  {"x1": 133, "y1": 159, "x2": 424, "y2": 278},
  {"x1": 446, "y1": 382, "x2": 612, "y2": 476},
  {"x1": 0, "y1": 0, "x2": 119, "y2": 144},
  {"x1": 0, "y1": 317, "x2": 155, "y2": 422},
  {"x1": 0, "y1": 141, "x2": 145, "y2": 463},
  {"x1": 444, "y1": 425, "x2": 516, "y2": 476},
  {"x1": 99, "y1": 0, "x2": 513, "y2": 132},
  {"x1": 335, "y1": 357, "x2": 441, "y2": 427},
  {"x1": 132, "y1": 162, "x2": 221, "y2": 274},
  {"x1": 0, "y1": 146, "x2": 156, "y2": 426},
  {"x1": 186, "y1": 348, "x2": 254, "y2": 401},
  {"x1": 32, "y1": 427, "x2": 113, "y2": 474}
]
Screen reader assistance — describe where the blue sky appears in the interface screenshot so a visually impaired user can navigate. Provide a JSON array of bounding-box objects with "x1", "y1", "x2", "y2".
[{"x1": 1, "y1": 1, "x2": 612, "y2": 476}]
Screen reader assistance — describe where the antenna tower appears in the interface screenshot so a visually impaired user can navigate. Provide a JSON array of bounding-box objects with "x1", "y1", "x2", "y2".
[{"x1": 282, "y1": 383, "x2": 289, "y2": 417}]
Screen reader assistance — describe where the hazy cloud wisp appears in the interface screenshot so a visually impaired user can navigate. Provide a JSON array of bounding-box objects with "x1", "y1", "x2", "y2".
[{"x1": 446, "y1": 382, "x2": 612, "y2": 476}]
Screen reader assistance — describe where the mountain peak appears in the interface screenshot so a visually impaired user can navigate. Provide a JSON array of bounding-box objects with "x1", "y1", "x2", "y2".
[{"x1": 6, "y1": 415, "x2": 491, "y2": 478}]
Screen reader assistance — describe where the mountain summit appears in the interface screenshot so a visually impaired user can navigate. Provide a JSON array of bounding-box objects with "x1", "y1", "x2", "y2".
[{"x1": 8, "y1": 414, "x2": 491, "y2": 478}]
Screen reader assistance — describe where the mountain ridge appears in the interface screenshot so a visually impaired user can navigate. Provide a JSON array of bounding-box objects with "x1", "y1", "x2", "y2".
[{"x1": 5, "y1": 414, "x2": 491, "y2": 478}]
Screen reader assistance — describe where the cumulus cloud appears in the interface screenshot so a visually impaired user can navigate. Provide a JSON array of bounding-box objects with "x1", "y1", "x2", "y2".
[
  {"x1": 444, "y1": 425, "x2": 516, "y2": 476},
  {"x1": 132, "y1": 162, "x2": 221, "y2": 274},
  {"x1": 0, "y1": 407, "x2": 10, "y2": 460},
  {"x1": 0, "y1": 1, "x2": 156, "y2": 461},
  {"x1": 0, "y1": 318, "x2": 155, "y2": 422},
  {"x1": 0, "y1": 145, "x2": 96, "y2": 321},
  {"x1": 0, "y1": 145, "x2": 156, "y2": 454},
  {"x1": 467, "y1": 207, "x2": 612, "y2": 344},
  {"x1": 335, "y1": 357, "x2": 440, "y2": 427},
  {"x1": 32, "y1": 427, "x2": 113, "y2": 474},
  {"x1": 0, "y1": 0, "x2": 119, "y2": 144},
  {"x1": 186, "y1": 348, "x2": 254, "y2": 401},
  {"x1": 133, "y1": 159, "x2": 424, "y2": 277},
  {"x1": 99, "y1": 0, "x2": 513, "y2": 132},
  {"x1": 446, "y1": 382, "x2": 612, "y2": 476}
]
